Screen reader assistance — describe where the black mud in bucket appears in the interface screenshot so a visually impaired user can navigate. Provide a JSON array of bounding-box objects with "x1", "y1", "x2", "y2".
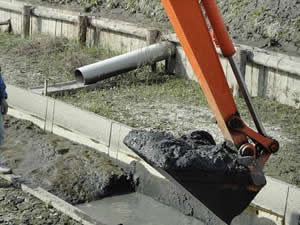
[{"x1": 123, "y1": 130, "x2": 266, "y2": 224}]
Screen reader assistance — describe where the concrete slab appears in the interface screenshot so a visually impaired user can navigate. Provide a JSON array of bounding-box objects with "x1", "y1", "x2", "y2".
[
  {"x1": 44, "y1": 97, "x2": 55, "y2": 133},
  {"x1": 245, "y1": 62, "x2": 253, "y2": 96},
  {"x1": 251, "y1": 64, "x2": 260, "y2": 97},
  {"x1": 277, "y1": 71, "x2": 289, "y2": 104},
  {"x1": 265, "y1": 67, "x2": 276, "y2": 98},
  {"x1": 117, "y1": 125, "x2": 142, "y2": 160},
  {"x1": 9, "y1": 107, "x2": 110, "y2": 156},
  {"x1": 108, "y1": 123, "x2": 142, "y2": 162},
  {"x1": 33, "y1": 5, "x2": 78, "y2": 23},
  {"x1": 233, "y1": 206, "x2": 283, "y2": 225},
  {"x1": 249, "y1": 51, "x2": 300, "y2": 77},
  {"x1": 108, "y1": 122, "x2": 120, "y2": 159},
  {"x1": 7, "y1": 85, "x2": 46, "y2": 119},
  {"x1": 31, "y1": 80, "x2": 104, "y2": 95},
  {"x1": 285, "y1": 186, "x2": 300, "y2": 225},
  {"x1": 91, "y1": 17, "x2": 149, "y2": 40},
  {"x1": 252, "y1": 176, "x2": 288, "y2": 217},
  {"x1": 53, "y1": 100, "x2": 112, "y2": 146}
]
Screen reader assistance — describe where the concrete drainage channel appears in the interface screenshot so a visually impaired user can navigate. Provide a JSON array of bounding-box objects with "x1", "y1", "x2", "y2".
[{"x1": 3, "y1": 84, "x2": 300, "y2": 225}]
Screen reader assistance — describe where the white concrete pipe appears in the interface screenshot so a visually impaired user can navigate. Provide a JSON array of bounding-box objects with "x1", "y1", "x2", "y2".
[{"x1": 75, "y1": 41, "x2": 176, "y2": 85}]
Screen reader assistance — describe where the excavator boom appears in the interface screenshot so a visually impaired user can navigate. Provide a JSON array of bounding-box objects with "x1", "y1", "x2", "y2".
[
  {"x1": 159, "y1": 0, "x2": 279, "y2": 223},
  {"x1": 124, "y1": 0, "x2": 280, "y2": 224}
]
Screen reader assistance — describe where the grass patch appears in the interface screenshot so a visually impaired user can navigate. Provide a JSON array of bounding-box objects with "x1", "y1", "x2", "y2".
[
  {"x1": 0, "y1": 32, "x2": 116, "y2": 87},
  {"x1": 57, "y1": 69, "x2": 207, "y2": 129},
  {"x1": 236, "y1": 97, "x2": 300, "y2": 139}
]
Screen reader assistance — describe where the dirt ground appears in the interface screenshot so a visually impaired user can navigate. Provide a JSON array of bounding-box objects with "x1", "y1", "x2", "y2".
[
  {"x1": 16, "y1": 0, "x2": 300, "y2": 57},
  {"x1": 0, "y1": 33, "x2": 114, "y2": 88},
  {"x1": 0, "y1": 178, "x2": 81, "y2": 225},
  {"x1": 0, "y1": 116, "x2": 133, "y2": 205}
]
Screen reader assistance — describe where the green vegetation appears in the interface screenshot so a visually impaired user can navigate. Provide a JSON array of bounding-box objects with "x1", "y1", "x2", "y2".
[
  {"x1": 236, "y1": 97, "x2": 300, "y2": 140},
  {"x1": 229, "y1": 0, "x2": 248, "y2": 13},
  {"x1": 251, "y1": 7, "x2": 265, "y2": 19},
  {"x1": 295, "y1": 19, "x2": 300, "y2": 29},
  {"x1": 0, "y1": 32, "x2": 116, "y2": 87},
  {"x1": 126, "y1": 0, "x2": 137, "y2": 12},
  {"x1": 80, "y1": 0, "x2": 98, "y2": 6}
]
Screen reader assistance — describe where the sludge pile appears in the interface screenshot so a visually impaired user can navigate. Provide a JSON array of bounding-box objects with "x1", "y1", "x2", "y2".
[
  {"x1": 124, "y1": 130, "x2": 262, "y2": 224},
  {"x1": 123, "y1": 130, "x2": 250, "y2": 177}
]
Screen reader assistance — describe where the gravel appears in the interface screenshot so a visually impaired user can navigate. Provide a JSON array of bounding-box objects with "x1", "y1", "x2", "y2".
[{"x1": 0, "y1": 178, "x2": 81, "y2": 225}]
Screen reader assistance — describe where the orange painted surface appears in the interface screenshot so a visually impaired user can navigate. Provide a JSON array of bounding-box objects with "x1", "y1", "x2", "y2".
[
  {"x1": 161, "y1": 0, "x2": 247, "y2": 146},
  {"x1": 160, "y1": 0, "x2": 279, "y2": 160},
  {"x1": 202, "y1": 0, "x2": 236, "y2": 57}
]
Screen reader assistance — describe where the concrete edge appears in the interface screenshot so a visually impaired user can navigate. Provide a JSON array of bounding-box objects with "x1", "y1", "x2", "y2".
[
  {"x1": 90, "y1": 17, "x2": 151, "y2": 40},
  {"x1": 8, "y1": 107, "x2": 110, "y2": 155},
  {"x1": 32, "y1": 5, "x2": 78, "y2": 23},
  {"x1": 6, "y1": 85, "x2": 300, "y2": 224},
  {"x1": 0, "y1": 174, "x2": 105, "y2": 225},
  {"x1": 30, "y1": 80, "x2": 104, "y2": 95},
  {"x1": 162, "y1": 32, "x2": 300, "y2": 76},
  {"x1": 285, "y1": 186, "x2": 300, "y2": 225},
  {"x1": 248, "y1": 51, "x2": 300, "y2": 76},
  {"x1": 252, "y1": 176, "x2": 289, "y2": 217}
]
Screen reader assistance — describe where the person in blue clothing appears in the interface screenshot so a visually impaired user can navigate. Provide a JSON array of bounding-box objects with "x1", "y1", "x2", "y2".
[{"x1": 0, "y1": 65, "x2": 10, "y2": 174}]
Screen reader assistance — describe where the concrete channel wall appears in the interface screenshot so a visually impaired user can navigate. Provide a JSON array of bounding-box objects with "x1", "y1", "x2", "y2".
[
  {"x1": 6, "y1": 84, "x2": 300, "y2": 225},
  {"x1": 0, "y1": 0, "x2": 300, "y2": 108},
  {"x1": 163, "y1": 33, "x2": 300, "y2": 108}
]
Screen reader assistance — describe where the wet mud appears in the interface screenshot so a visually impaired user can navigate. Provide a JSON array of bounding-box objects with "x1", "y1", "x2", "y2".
[
  {"x1": 127, "y1": 160, "x2": 224, "y2": 224},
  {"x1": 0, "y1": 178, "x2": 81, "y2": 225},
  {"x1": 124, "y1": 130, "x2": 249, "y2": 175},
  {"x1": 124, "y1": 130, "x2": 261, "y2": 224},
  {"x1": 0, "y1": 116, "x2": 134, "y2": 205},
  {"x1": 78, "y1": 192, "x2": 204, "y2": 225}
]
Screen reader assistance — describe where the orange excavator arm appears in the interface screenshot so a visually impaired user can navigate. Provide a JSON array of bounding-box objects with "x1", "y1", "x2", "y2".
[
  {"x1": 161, "y1": 0, "x2": 278, "y2": 168},
  {"x1": 159, "y1": 0, "x2": 279, "y2": 223}
]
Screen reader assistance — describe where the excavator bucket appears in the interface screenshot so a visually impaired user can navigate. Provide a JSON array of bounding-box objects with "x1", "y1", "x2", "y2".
[
  {"x1": 124, "y1": 130, "x2": 265, "y2": 224},
  {"x1": 164, "y1": 169, "x2": 260, "y2": 224}
]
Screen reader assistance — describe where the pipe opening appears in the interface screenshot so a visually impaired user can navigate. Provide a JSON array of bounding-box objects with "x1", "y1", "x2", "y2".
[{"x1": 75, "y1": 69, "x2": 84, "y2": 84}]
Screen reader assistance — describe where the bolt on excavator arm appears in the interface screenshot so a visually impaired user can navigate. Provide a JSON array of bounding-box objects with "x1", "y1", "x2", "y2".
[{"x1": 158, "y1": 0, "x2": 279, "y2": 223}]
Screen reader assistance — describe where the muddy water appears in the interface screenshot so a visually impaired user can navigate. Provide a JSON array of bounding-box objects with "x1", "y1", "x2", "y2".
[{"x1": 77, "y1": 193, "x2": 203, "y2": 225}]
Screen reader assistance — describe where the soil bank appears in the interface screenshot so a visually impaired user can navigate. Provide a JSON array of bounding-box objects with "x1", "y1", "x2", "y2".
[{"x1": 17, "y1": 0, "x2": 300, "y2": 57}]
